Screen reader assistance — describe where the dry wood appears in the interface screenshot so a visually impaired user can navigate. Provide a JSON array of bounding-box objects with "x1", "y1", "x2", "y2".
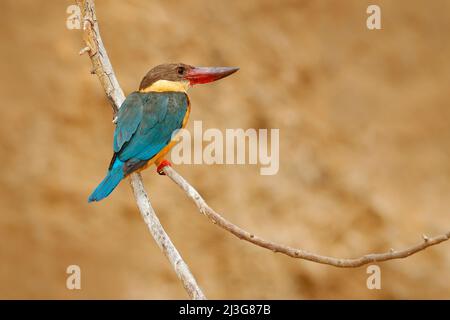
[
  {"x1": 77, "y1": 0, "x2": 206, "y2": 300},
  {"x1": 163, "y1": 166, "x2": 449, "y2": 268},
  {"x1": 77, "y1": 0, "x2": 449, "y2": 300}
]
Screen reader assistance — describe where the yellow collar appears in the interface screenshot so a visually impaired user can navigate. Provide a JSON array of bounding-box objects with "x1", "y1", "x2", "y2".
[{"x1": 139, "y1": 80, "x2": 190, "y2": 93}]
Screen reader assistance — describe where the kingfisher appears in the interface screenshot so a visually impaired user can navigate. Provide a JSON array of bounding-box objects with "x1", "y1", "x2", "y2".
[{"x1": 88, "y1": 63, "x2": 239, "y2": 202}]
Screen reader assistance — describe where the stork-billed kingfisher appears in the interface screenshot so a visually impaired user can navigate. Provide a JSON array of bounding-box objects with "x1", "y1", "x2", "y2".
[{"x1": 88, "y1": 63, "x2": 239, "y2": 202}]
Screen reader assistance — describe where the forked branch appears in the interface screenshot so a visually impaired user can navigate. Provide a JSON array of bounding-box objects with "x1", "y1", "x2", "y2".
[
  {"x1": 76, "y1": 0, "x2": 205, "y2": 300},
  {"x1": 77, "y1": 0, "x2": 450, "y2": 301}
]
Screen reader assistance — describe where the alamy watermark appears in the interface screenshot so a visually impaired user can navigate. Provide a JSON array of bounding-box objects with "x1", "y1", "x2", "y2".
[
  {"x1": 66, "y1": 5, "x2": 81, "y2": 30},
  {"x1": 66, "y1": 264, "x2": 81, "y2": 290},
  {"x1": 367, "y1": 5, "x2": 382, "y2": 30},
  {"x1": 366, "y1": 265, "x2": 381, "y2": 290},
  {"x1": 170, "y1": 121, "x2": 280, "y2": 175}
]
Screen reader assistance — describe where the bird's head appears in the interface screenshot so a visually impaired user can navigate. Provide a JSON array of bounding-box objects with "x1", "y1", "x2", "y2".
[{"x1": 139, "y1": 63, "x2": 239, "y2": 93}]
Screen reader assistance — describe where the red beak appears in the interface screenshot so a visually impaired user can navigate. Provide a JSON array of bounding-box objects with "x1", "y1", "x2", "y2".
[{"x1": 185, "y1": 66, "x2": 239, "y2": 85}]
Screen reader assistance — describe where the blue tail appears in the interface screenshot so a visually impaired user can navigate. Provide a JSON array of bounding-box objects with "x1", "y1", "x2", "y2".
[{"x1": 88, "y1": 160, "x2": 124, "y2": 202}]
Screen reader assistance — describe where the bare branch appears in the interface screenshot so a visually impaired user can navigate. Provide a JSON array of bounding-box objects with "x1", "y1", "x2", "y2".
[
  {"x1": 78, "y1": 46, "x2": 90, "y2": 55},
  {"x1": 76, "y1": 0, "x2": 206, "y2": 299},
  {"x1": 76, "y1": 0, "x2": 449, "y2": 299},
  {"x1": 163, "y1": 166, "x2": 450, "y2": 268},
  {"x1": 76, "y1": 0, "x2": 125, "y2": 115},
  {"x1": 129, "y1": 174, "x2": 206, "y2": 299}
]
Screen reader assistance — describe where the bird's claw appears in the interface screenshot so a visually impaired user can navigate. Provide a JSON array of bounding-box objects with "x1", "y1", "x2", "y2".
[{"x1": 156, "y1": 160, "x2": 172, "y2": 175}]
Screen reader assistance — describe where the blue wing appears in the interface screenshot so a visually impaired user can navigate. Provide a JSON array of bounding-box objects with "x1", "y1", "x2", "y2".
[
  {"x1": 88, "y1": 91, "x2": 188, "y2": 202},
  {"x1": 114, "y1": 91, "x2": 188, "y2": 163},
  {"x1": 113, "y1": 92, "x2": 144, "y2": 153}
]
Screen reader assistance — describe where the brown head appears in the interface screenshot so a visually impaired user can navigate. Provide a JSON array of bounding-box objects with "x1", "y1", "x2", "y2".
[{"x1": 139, "y1": 63, "x2": 239, "y2": 92}]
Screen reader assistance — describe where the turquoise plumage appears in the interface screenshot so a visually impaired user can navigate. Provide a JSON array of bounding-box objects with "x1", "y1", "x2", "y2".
[
  {"x1": 88, "y1": 91, "x2": 188, "y2": 202},
  {"x1": 88, "y1": 62, "x2": 238, "y2": 203}
]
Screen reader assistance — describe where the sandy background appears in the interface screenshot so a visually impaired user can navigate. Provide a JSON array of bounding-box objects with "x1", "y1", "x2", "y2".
[{"x1": 0, "y1": 0, "x2": 449, "y2": 299}]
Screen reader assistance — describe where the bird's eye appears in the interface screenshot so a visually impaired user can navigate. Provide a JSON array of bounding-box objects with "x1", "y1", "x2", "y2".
[{"x1": 177, "y1": 66, "x2": 185, "y2": 75}]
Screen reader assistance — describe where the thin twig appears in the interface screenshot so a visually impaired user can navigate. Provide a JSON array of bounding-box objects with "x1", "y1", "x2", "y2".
[
  {"x1": 130, "y1": 174, "x2": 205, "y2": 299},
  {"x1": 163, "y1": 166, "x2": 450, "y2": 268},
  {"x1": 77, "y1": 0, "x2": 449, "y2": 298},
  {"x1": 76, "y1": 0, "x2": 206, "y2": 299}
]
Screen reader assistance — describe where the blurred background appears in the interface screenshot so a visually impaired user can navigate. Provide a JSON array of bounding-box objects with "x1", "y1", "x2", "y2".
[{"x1": 0, "y1": 0, "x2": 449, "y2": 299}]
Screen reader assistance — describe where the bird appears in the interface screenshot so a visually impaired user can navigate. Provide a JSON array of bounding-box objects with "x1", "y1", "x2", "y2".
[{"x1": 88, "y1": 63, "x2": 239, "y2": 202}]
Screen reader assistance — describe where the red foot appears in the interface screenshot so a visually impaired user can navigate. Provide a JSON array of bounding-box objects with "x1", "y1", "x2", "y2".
[{"x1": 156, "y1": 160, "x2": 172, "y2": 175}]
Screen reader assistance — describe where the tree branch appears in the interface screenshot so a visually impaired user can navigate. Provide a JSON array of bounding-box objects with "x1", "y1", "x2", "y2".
[
  {"x1": 163, "y1": 166, "x2": 450, "y2": 268},
  {"x1": 76, "y1": 0, "x2": 449, "y2": 299},
  {"x1": 76, "y1": 0, "x2": 206, "y2": 300}
]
